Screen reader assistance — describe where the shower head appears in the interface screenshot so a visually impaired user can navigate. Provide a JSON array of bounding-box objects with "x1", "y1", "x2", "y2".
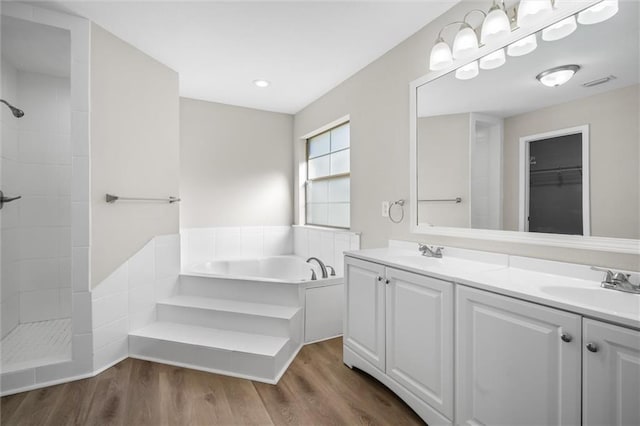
[{"x1": 0, "y1": 99, "x2": 25, "y2": 118}]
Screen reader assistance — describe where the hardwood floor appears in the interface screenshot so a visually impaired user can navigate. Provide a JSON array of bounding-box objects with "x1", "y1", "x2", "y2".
[{"x1": 1, "y1": 338, "x2": 425, "y2": 425}]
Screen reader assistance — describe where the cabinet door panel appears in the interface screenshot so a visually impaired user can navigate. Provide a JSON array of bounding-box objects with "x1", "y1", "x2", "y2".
[
  {"x1": 456, "y1": 285, "x2": 581, "y2": 426},
  {"x1": 386, "y1": 268, "x2": 454, "y2": 418},
  {"x1": 344, "y1": 257, "x2": 386, "y2": 371},
  {"x1": 583, "y1": 318, "x2": 640, "y2": 426}
]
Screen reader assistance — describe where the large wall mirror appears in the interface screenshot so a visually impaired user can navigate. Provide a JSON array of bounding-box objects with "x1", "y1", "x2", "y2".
[{"x1": 410, "y1": 0, "x2": 639, "y2": 253}]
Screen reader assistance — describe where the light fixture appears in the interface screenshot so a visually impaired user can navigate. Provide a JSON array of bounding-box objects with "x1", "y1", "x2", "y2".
[
  {"x1": 481, "y1": 1, "x2": 511, "y2": 44},
  {"x1": 536, "y1": 64, "x2": 580, "y2": 87},
  {"x1": 480, "y1": 48, "x2": 506, "y2": 70},
  {"x1": 517, "y1": 0, "x2": 553, "y2": 28},
  {"x1": 452, "y1": 24, "x2": 479, "y2": 59},
  {"x1": 507, "y1": 33, "x2": 537, "y2": 56},
  {"x1": 542, "y1": 15, "x2": 577, "y2": 41},
  {"x1": 429, "y1": 38, "x2": 453, "y2": 71},
  {"x1": 253, "y1": 79, "x2": 270, "y2": 88},
  {"x1": 456, "y1": 61, "x2": 479, "y2": 80},
  {"x1": 577, "y1": 0, "x2": 618, "y2": 25}
]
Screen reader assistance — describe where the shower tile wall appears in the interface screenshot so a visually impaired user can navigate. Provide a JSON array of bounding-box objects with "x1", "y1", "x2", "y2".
[
  {"x1": 1, "y1": 59, "x2": 20, "y2": 338},
  {"x1": 1, "y1": 63, "x2": 72, "y2": 334}
]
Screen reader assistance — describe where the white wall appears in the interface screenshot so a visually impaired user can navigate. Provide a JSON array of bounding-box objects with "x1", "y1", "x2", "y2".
[
  {"x1": 180, "y1": 98, "x2": 293, "y2": 229},
  {"x1": 90, "y1": 24, "x2": 180, "y2": 287},
  {"x1": 293, "y1": 1, "x2": 640, "y2": 271},
  {"x1": 502, "y1": 84, "x2": 640, "y2": 239}
]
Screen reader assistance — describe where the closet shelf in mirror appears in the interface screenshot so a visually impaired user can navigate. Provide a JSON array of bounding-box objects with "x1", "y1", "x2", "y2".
[{"x1": 530, "y1": 166, "x2": 582, "y2": 175}]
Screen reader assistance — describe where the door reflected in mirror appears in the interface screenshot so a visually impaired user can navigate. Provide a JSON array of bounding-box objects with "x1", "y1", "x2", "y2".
[{"x1": 415, "y1": 0, "x2": 639, "y2": 240}]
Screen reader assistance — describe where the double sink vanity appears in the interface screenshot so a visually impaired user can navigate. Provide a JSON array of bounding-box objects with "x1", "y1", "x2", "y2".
[{"x1": 343, "y1": 242, "x2": 640, "y2": 426}]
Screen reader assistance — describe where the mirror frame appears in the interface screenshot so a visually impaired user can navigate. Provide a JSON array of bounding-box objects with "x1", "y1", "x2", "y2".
[{"x1": 409, "y1": 0, "x2": 639, "y2": 255}]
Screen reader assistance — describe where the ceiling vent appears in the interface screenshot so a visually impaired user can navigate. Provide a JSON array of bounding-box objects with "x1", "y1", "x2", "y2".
[{"x1": 582, "y1": 75, "x2": 617, "y2": 88}]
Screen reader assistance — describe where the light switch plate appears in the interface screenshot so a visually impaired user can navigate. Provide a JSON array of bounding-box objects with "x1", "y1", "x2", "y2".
[{"x1": 382, "y1": 201, "x2": 389, "y2": 217}]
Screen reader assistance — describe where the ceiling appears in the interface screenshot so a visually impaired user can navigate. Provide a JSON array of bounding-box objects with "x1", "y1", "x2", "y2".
[
  {"x1": 42, "y1": 0, "x2": 458, "y2": 114},
  {"x1": 418, "y1": 1, "x2": 639, "y2": 118},
  {"x1": 1, "y1": 15, "x2": 71, "y2": 77}
]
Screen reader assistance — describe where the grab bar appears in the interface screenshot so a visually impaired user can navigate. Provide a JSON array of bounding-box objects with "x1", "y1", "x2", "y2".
[
  {"x1": 419, "y1": 197, "x2": 462, "y2": 203},
  {"x1": 106, "y1": 194, "x2": 181, "y2": 204}
]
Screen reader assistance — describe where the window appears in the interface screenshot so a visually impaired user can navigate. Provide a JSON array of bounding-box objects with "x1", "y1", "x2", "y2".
[{"x1": 305, "y1": 122, "x2": 350, "y2": 228}]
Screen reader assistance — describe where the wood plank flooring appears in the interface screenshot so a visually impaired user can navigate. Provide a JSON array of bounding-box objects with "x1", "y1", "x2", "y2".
[{"x1": 1, "y1": 338, "x2": 425, "y2": 425}]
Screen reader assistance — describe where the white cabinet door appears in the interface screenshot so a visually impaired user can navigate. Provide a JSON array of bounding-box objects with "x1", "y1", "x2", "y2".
[
  {"x1": 583, "y1": 318, "x2": 640, "y2": 426},
  {"x1": 456, "y1": 285, "x2": 581, "y2": 426},
  {"x1": 385, "y1": 267, "x2": 454, "y2": 419},
  {"x1": 344, "y1": 257, "x2": 386, "y2": 371}
]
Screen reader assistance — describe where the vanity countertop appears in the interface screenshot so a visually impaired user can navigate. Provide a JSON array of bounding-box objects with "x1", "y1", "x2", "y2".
[{"x1": 345, "y1": 247, "x2": 640, "y2": 330}]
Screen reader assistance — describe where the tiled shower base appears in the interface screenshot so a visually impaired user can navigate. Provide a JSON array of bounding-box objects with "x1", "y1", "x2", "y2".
[{"x1": 0, "y1": 318, "x2": 72, "y2": 373}]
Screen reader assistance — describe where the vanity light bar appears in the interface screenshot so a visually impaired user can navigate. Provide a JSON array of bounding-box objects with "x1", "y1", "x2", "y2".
[{"x1": 428, "y1": 0, "x2": 619, "y2": 81}]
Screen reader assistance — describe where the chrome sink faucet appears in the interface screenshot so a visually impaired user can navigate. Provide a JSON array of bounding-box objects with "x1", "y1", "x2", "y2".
[
  {"x1": 591, "y1": 266, "x2": 640, "y2": 294},
  {"x1": 418, "y1": 243, "x2": 444, "y2": 258},
  {"x1": 307, "y1": 257, "x2": 328, "y2": 278}
]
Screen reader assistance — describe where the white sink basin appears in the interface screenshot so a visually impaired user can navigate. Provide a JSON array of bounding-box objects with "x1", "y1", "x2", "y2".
[{"x1": 540, "y1": 286, "x2": 640, "y2": 316}]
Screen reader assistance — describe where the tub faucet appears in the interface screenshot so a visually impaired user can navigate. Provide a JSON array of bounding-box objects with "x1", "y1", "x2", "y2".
[
  {"x1": 419, "y1": 243, "x2": 444, "y2": 258},
  {"x1": 306, "y1": 257, "x2": 328, "y2": 278}
]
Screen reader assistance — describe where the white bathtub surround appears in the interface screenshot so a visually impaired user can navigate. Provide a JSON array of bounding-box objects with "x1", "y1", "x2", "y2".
[
  {"x1": 180, "y1": 226, "x2": 293, "y2": 269},
  {"x1": 91, "y1": 234, "x2": 180, "y2": 373},
  {"x1": 292, "y1": 225, "x2": 360, "y2": 276}
]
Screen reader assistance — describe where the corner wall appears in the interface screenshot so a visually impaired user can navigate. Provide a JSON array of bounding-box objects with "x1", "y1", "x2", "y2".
[
  {"x1": 90, "y1": 24, "x2": 180, "y2": 287},
  {"x1": 293, "y1": 1, "x2": 640, "y2": 271},
  {"x1": 179, "y1": 98, "x2": 293, "y2": 229}
]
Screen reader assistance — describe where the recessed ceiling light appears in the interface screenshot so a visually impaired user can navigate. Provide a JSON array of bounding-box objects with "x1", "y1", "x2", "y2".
[
  {"x1": 253, "y1": 79, "x2": 270, "y2": 88},
  {"x1": 536, "y1": 65, "x2": 580, "y2": 87}
]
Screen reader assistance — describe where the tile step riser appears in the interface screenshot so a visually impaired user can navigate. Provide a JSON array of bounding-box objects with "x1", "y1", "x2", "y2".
[
  {"x1": 179, "y1": 275, "x2": 300, "y2": 307},
  {"x1": 156, "y1": 304, "x2": 300, "y2": 340},
  {"x1": 128, "y1": 334, "x2": 293, "y2": 383}
]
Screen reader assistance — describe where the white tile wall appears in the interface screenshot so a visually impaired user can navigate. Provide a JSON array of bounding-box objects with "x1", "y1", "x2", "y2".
[
  {"x1": 292, "y1": 226, "x2": 360, "y2": 276},
  {"x1": 181, "y1": 226, "x2": 293, "y2": 269},
  {"x1": 90, "y1": 234, "x2": 180, "y2": 372}
]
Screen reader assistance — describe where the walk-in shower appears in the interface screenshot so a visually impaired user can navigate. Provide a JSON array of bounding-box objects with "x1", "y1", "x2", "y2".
[{"x1": 1, "y1": 16, "x2": 73, "y2": 373}]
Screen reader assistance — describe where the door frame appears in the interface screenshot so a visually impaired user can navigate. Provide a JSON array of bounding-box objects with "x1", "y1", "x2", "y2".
[{"x1": 518, "y1": 125, "x2": 590, "y2": 236}]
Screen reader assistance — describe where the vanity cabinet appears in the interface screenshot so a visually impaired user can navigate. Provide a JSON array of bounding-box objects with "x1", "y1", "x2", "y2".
[
  {"x1": 344, "y1": 256, "x2": 454, "y2": 423},
  {"x1": 456, "y1": 285, "x2": 582, "y2": 425},
  {"x1": 582, "y1": 319, "x2": 640, "y2": 426}
]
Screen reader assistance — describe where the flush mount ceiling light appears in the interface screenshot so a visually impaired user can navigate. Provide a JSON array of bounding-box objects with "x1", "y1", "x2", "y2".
[
  {"x1": 253, "y1": 79, "x2": 270, "y2": 88},
  {"x1": 480, "y1": 48, "x2": 506, "y2": 70},
  {"x1": 536, "y1": 64, "x2": 580, "y2": 87},
  {"x1": 578, "y1": 0, "x2": 619, "y2": 25},
  {"x1": 542, "y1": 15, "x2": 577, "y2": 41},
  {"x1": 507, "y1": 33, "x2": 538, "y2": 56}
]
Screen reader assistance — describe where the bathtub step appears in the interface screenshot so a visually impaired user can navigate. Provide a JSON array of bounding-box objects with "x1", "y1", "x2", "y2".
[
  {"x1": 179, "y1": 274, "x2": 300, "y2": 306},
  {"x1": 129, "y1": 322, "x2": 297, "y2": 383},
  {"x1": 156, "y1": 295, "x2": 302, "y2": 340}
]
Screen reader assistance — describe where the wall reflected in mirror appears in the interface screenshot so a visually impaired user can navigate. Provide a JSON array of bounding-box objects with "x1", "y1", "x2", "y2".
[{"x1": 416, "y1": 0, "x2": 639, "y2": 239}]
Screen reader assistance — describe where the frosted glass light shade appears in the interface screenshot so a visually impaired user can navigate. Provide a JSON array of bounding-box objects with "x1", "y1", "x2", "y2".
[
  {"x1": 507, "y1": 33, "x2": 538, "y2": 56},
  {"x1": 536, "y1": 65, "x2": 580, "y2": 87},
  {"x1": 481, "y1": 7, "x2": 511, "y2": 44},
  {"x1": 480, "y1": 48, "x2": 506, "y2": 70},
  {"x1": 456, "y1": 61, "x2": 479, "y2": 80},
  {"x1": 517, "y1": 0, "x2": 553, "y2": 28},
  {"x1": 578, "y1": 0, "x2": 618, "y2": 25},
  {"x1": 429, "y1": 40, "x2": 453, "y2": 70},
  {"x1": 542, "y1": 16, "x2": 577, "y2": 41},
  {"x1": 452, "y1": 26, "x2": 479, "y2": 59}
]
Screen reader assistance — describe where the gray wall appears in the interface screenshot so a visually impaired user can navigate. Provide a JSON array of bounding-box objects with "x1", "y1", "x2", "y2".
[
  {"x1": 293, "y1": 2, "x2": 639, "y2": 271},
  {"x1": 91, "y1": 24, "x2": 180, "y2": 286},
  {"x1": 503, "y1": 84, "x2": 639, "y2": 239},
  {"x1": 180, "y1": 98, "x2": 293, "y2": 228}
]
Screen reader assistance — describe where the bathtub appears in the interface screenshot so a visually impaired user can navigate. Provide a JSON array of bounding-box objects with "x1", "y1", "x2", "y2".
[{"x1": 187, "y1": 255, "x2": 342, "y2": 285}]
